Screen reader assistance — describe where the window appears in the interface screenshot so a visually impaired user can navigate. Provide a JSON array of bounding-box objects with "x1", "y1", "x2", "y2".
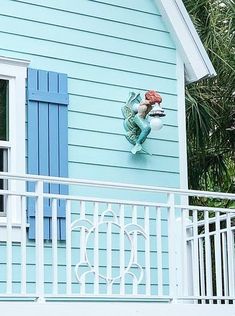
[
  {"x1": 0, "y1": 149, "x2": 8, "y2": 215},
  {"x1": 0, "y1": 79, "x2": 9, "y2": 141},
  {"x1": 0, "y1": 79, "x2": 9, "y2": 215},
  {"x1": 0, "y1": 56, "x2": 29, "y2": 223}
]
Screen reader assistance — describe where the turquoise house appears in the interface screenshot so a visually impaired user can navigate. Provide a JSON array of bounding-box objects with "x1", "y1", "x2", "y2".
[{"x1": 0, "y1": 1, "x2": 234, "y2": 315}]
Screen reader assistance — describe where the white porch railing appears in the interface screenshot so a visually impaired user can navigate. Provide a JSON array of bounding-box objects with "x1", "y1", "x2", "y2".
[{"x1": 0, "y1": 172, "x2": 234, "y2": 304}]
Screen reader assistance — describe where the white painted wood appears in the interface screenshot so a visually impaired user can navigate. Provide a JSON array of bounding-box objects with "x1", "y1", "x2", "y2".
[
  {"x1": 52, "y1": 199, "x2": 58, "y2": 295},
  {"x1": 176, "y1": 53, "x2": 188, "y2": 195},
  {"x1": 35, "y1": 180, "x2": 45, "y2": 302},
  {"x1": 1, "y1": 302, "x2": 235, "y2": 316},
  {"x1": 1, "y1": 172, "x2": 235, "y2": 200},
  {"x1": 93, "y1": 202, "x2": 99, "y2": 295},
  {"x1": 0, "y1": 57, "x2": 28, "y2": 226},
  {"x1": 181, "y1": 210, "x2": 189, "y2": 297},
  {"x1": 0, "y1": 172, "x2": 234, "y2": 302},
  {"x1": 221, "y1": 232, "x2": 229, "y2": 304},
  {"x1": 186, "y1": 240, "x2": 194, "y2": 299},
  {"x1": 65, "y1": 200, "x2": 72, "y2": 295},
  {"x1": 107, "y1": 208, "x2": 112, "y2": 295},
  {"x1": 80, "y1": 201, "x2": 86, "y2": 294},
  {"x1": 198, "y1": 238, "x2": 205, "y2": 304},
  {"x1": 132, "y1": 205, "x2": 138, "y2": 295},
  {"x1": 192, "y1": 211, "x2": 200, "y2": 296},
  {"x1": 0, "y1": 141, "x2": 11, "y2": 148},
  {"x1": 6, "y1": 195, "x2": 12, "y2": 294},
  {"x1": 156, "y1": 0, "x2": 216, "y2": 83},
  {"x1": 204, "y1": 211, "x2": 212, "y2": 301},
  {"x1": 168, "y1": 193, "x2": 177, "y2": 300},
  {"x1": 0, "y1": 56, "x2": 29, "y2": 67},
  {"x1": 226, "y1": 213, "x2": 235, "y2": 296},
  {"x1": 187, "y1": 229, "x2": 234, "y2": 240},
  {"x1": 119, "y1": 204, "x2": 125, "y2": 295},
  {"x1": 156, "y1": 207, "x2": 163, "y2": 296},
  {"x1": 178, "y1": 205, "x2": 234, "y2": 213},
  {"x1": 144, "y1": 206, "x2": 151, "y2": 296},
  {"x1": 20, "y1": 196, "x2": 27, "y2": 294},
  {"x1": 215, "y1": 212, "x2": 222, "y2": 299}
]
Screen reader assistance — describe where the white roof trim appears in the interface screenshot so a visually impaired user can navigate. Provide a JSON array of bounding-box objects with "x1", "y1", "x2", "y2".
[{"x1": 156, "y1": 0, "x2": 216, "y2": 84}]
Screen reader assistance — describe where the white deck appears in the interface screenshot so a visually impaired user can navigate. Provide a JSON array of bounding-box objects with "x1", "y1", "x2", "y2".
[{"x1": 1, "y1": 302, "x2": 235, "y2": 316}]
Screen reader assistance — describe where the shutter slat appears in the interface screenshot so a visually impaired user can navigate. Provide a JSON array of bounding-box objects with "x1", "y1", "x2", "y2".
[
  {"x1": 27, "y1": 70, "x2": 39, "y2": 240},
  {"x1": 49, "y1": 105, "x2": 59, "y2": 189},
  {"x1": 38, "y1": 70, "x2": 48, "y2": 92},
  {"x1": 39, "y1": 101, "x2": 50, "y2": 239},
  {"x1": 58, "y1": 74, "x2": 68, "y2": 240},
  {"x1": 38, "y1": 74, "x2": 50, "y2": 237},
  {"x1": 48, "y1": 72, "x2": 60, "y2": 207},
  {"x1": 27, "y1": 68, "x2": 68, "y2": 240},
  {"x1": 38, "y1": 103, "x2": 49, "y2": 176},
  {"x1": 58, "y1": 73, "x2": 68, "y2": 94}
]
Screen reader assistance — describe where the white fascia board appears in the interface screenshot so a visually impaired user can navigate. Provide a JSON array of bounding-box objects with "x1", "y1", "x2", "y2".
[
  {"x1": 156, "y1": 0, "x2": 216, "y2": 84},
  {"x1": 176, "y1": 53, "x2": 188, "y2": 190}
]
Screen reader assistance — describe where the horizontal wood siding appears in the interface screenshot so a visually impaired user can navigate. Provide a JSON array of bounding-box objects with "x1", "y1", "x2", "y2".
[
  {"x1": 0, "y1": 0, "x2": 178, "y2": 187},
  {"x1": 0, "y1": 0, "x2": 179, "y2": 296}
]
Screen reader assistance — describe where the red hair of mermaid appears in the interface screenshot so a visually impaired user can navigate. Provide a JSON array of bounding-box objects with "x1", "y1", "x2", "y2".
[{"x1": 145, "y1": 90, "x2": 162, "y2": 105}]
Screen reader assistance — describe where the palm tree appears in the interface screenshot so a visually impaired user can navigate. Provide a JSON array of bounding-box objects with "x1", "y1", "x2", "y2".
[{"x1": 183, "y1": 0, "x2": 235, "y2": 195}]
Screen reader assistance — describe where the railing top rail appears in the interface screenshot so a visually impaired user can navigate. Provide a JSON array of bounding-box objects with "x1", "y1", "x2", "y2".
[
  {"x1": 186, "y1": 213, "x2": 235, "y2": 227},
  {"x1": 176, "y1": 204, "x2": 235, "y2": 213},
  {"x1": 0, "y1": 172, "x2": 235, "y2": 200},
  {"x1": 0, "y1": 189, "x2": 169, "y2": 207},
  {"x1": 0, "y1": 188, "x2": 234, "y2": 212}
]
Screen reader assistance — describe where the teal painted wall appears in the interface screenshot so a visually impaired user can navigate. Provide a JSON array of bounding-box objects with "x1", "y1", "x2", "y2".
[{"x1": 0, "y1": 0, "x2": 179, "y2": 297}]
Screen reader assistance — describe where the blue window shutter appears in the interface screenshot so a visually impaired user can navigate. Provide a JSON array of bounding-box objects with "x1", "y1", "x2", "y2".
[{"x1": 27, "y1": 68, "x2": 69, "y2": 240}]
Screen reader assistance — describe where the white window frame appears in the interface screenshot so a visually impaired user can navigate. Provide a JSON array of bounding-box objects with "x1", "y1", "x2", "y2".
[{"x1": 0, "y1": 56, "x2": 29, "y2": 237}]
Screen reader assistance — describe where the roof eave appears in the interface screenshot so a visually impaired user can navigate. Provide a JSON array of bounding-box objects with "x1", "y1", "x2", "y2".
[{"x1": 156, "y1": 0, "x2": 216, "y2": 84}]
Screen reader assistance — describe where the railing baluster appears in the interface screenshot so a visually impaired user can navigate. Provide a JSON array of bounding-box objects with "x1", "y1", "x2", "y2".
[
  {"x1": 188, "y1": 239, "x2": 194, "y2": 302},
  {"x1": 80, "y1": 201, "x2": 86, "y2": 294},
  {"x1": 66, "y1": 200, "x2": 72, "y2": 295},
  {"x1": 6, "y1": 194, "x2": 12, "y2": 294},
  {"x1": 132, "y1": 205, "x2": 138, "y2": 295},
  {"x1": 119, "y1": 204, "x2": 125, "y2": 295},
  {"x1": 144, "y1": 206, "x2": 151, "y2": 296},
  {"x1": 192, "y1": 210, "x2": 200, "y2": 297},
  {"x1": 35, "y1": 180, "x2": 45, "y2": 302},
  {"x1": 222, "y1": 232, "x2": 229, "y2": 303},
  {"x1": 181, "y1": 208, "x2": 188, "y2": 297},
  {"x1": 20, "y1": 196, "x2": 27, "y2": 294},
  {"x1": 52, "y1": 198, "x2": 58, "y2": 295},
  {"x1": 168, "y1": 193, "x2": 177, "y2": 301},
  {"x1": 107, "y1": 203, "x2": 112, "y2": 295},
  {"x1": 204, "y1": 211, "x2": 212, "y2": 301},
  {"x1": 157, "y1": 207, "x2": 163, "y2": 296},
  {"x1": 94, "y1": 202, "x2": 99, "y2": 295},
  {"x1": 226, "y1": 212, "x2": 235, "y2": 297},
  {"x1": 199, "y1": 237, "x2": 206, "y2": 304},
  {"x1": 215, "y1": 211, "x2": 222, "y2": 302}
]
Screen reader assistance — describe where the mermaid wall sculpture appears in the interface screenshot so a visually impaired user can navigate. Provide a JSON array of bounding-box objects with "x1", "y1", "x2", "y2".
[{"x1": 122, "y1": 90, "x2": 166, "y2": 154}]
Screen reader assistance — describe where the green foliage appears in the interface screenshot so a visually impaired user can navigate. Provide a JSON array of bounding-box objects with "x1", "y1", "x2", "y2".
[{"x1": 183, "y1": 0, "x2": 235, "y2": 194}]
